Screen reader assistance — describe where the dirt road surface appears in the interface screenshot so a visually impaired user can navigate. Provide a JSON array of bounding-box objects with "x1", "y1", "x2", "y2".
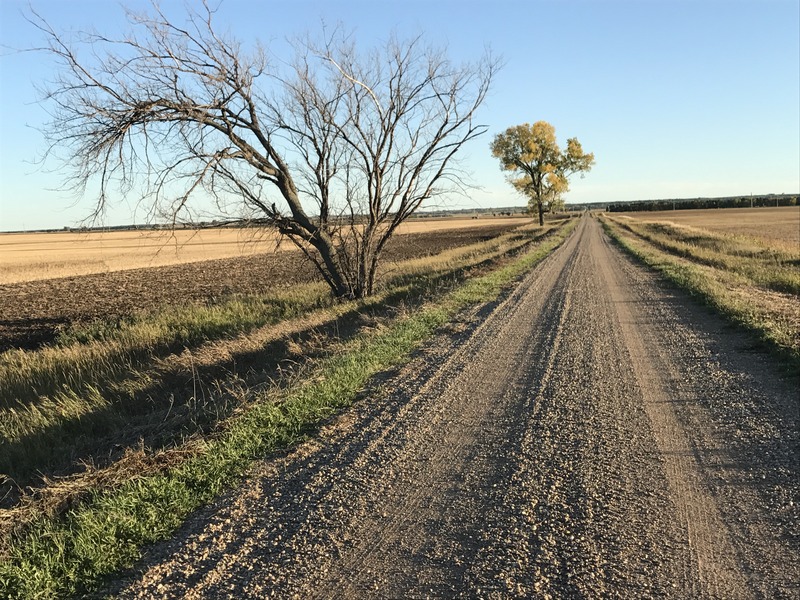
[{"x1": 109, "y1": 216, "x2": 798, "y2": 599}]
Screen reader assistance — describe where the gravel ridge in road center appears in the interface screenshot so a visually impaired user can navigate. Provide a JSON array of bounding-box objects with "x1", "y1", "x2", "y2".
[{"x1": 110, "y1": 216, "x2": 798, "y2": 599}]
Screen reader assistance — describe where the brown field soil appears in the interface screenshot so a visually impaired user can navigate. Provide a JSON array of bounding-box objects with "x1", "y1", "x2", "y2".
[
  {"x1": 0, "y1": 223, "x2": 524, "y2": 353},
  {"x1": 615, "y1": 206, "x2": 799, "y2": 247},
  {"x1": 0, "y1": 217, "x2": 531, "y2": 285}
]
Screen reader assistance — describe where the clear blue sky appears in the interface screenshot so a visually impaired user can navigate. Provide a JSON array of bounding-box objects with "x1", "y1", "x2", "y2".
[{"x1": 1, "y1": 0, "x2": 798, "y2": 231}]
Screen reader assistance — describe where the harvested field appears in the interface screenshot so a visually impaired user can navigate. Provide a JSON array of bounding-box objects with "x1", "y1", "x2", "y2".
[
  {"x1": 0, "y1": 217, "x2": 531, "y2": 285},
  {"x1": 615, "y1": 206, "x2": 799, "y2": 247},
  {"x1": 0, "y1": 223, "x2": 524, "y2": 353}
]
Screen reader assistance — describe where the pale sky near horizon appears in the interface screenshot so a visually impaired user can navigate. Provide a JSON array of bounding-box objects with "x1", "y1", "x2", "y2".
[{"x1": 1, "y1": 0, "x2": 798, "y2": 231}]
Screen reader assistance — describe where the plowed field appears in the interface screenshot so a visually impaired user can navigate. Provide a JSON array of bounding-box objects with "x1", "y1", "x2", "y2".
[{"x1": 0, "y1": 224, "x2": 522, "y2": 353}]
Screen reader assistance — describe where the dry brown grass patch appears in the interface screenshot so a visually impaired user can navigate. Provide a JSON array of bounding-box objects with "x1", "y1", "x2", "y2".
[{"x1": 615, "y1": 206, "x2": 799, "y2": 249}]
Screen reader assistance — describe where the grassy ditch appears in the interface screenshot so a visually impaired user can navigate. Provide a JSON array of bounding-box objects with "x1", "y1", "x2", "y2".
[
  {"x1": 600, "y1": 215, "x2": 800, "y2": 369},
  {"x1": 608, "y1": 218, "x2": 800, "y2": 295},
  {"x1": 0, "y1": 223, "x2": 550, "y2": 496},
  {"x1": 0, "y1": 219, "x2": 575, "y2": 599}
]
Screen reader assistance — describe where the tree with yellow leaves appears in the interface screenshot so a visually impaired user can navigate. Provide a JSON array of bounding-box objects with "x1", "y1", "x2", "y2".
[{"x1": 490, "y1": 121, "x2": 594, "y2": 225}]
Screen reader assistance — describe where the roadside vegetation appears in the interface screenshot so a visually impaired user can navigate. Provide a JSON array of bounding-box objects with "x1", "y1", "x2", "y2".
[
  {"x1": 0, "y1": 218, "x2": 576, "y2": 599},
  {"x1": 600, "y1": 214, "x2": 800, "y2": 368}
]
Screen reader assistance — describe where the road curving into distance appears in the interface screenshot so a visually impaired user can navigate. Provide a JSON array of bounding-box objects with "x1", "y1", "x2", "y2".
[{"x1": 110, "y1": 215, "x2": 798, "y2": 599}]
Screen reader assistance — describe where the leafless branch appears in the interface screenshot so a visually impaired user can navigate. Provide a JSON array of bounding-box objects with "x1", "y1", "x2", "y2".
[{"x1": 32, "y1": 3, "x2": 499, "y2": 298}]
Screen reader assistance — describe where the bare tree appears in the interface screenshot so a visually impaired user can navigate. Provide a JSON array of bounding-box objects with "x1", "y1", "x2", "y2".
[{"x1": 31, "y1": 2, "x2": 499, "y2": 299}]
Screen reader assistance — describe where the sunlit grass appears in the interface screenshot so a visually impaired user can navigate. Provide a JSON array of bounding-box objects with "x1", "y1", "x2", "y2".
[
  {"x1": 601, "y1": 216, "x2": 799, "y2": 367},
  {"x1": 610, "y1": 218, "x2": 800, "y2": 295}
]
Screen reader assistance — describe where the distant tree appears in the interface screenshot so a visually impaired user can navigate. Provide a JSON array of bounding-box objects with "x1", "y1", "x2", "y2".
[
  {"x1": 31, "y1": 2, "x2": 499, "y2": 299},
  {"x1": 490, "y1": 121, "x2": 594, "y2": 225}
]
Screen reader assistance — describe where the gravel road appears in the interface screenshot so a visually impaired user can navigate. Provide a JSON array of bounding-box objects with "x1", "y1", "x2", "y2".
[{"x1": 110, "y1": 215, "x2": 798, "y2": 599}]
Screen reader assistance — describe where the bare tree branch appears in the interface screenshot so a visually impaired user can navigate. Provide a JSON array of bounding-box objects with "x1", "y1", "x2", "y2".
[{"x1": 32, "y1": 2, "x2": 499, "y2": 298}]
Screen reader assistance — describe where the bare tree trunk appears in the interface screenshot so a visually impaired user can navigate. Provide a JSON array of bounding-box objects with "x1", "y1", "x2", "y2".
[{"x1": 311, "y1": 237, "x2": 352, "y2": 298}]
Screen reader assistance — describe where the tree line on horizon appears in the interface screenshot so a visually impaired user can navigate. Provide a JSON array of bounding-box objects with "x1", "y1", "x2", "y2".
[{"x1": 606, "y1": 194, "x2": 798, "y2": 213}]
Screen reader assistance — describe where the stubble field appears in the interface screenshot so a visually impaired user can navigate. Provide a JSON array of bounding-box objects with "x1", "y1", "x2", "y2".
[
  {"x1": 614, "y1": 205, "x2": 799, "y2": 248},
  {"x1": 0, "y1": 217, "x2": 529, "y2": 285}
]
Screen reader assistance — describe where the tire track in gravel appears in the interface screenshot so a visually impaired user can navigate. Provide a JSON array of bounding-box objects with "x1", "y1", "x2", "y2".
[
  {"x1": 108, "y1": 215, "x2": 798, "y2": 599},
  {"x1": 594, "y1": 226, "x2": 799, "y2": 599},
  {"x1": 596, "y1": 226, "x2": 749, "y2": 597}
]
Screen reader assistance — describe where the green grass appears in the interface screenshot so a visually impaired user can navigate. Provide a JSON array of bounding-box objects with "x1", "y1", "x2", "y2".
[
  {"x1": 0, "y1": 221, "x2": 575, "y2": 599},
  {"x1": 609, "y1": 218, "x2": 800, "y2": 295},
  {"x1": 600, "y1": 216, "x2": 799, "y2": 370}
]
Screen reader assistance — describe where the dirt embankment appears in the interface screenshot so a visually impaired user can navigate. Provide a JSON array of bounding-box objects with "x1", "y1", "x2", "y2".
[{"x1": 107, "y1": 216, "x2": 798, "y2": 598}]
